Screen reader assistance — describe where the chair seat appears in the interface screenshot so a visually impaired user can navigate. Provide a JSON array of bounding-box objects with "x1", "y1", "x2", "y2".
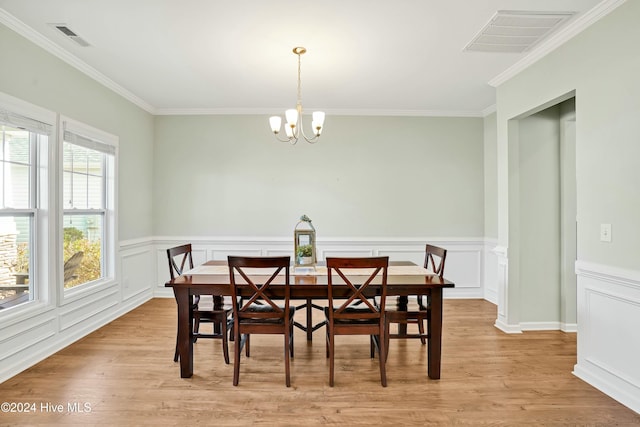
[
  {"x1": 239, "y1": 304, "x2": 296, "y2": 324},
  {"x1": 323, "y1": 306, "x2": 380, "y2": 324}
]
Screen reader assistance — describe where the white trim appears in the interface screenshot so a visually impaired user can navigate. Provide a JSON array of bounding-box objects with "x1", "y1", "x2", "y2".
[
  {"x1": 494, "y1": 318, "x2": 522, "y2": 334},
  {"x1": 154, "y1": 108, "x2": 486, "y2": 118},
  {"x1": 561, "y1": 323, "x2": 578, "y2": 333},
  {"x1": 482, "y1": 104, "x2": 497, "y2": 117},
  {"x1": 575, "y1": 260, "x2": 640, "y2": 288},
  {"x1": 58, "y1": 116, "x2": 119, "y2": 304},
  {"x1": 489, "y1": 0, "x2": 628, "y2": 87},
  {"x1": 153, "y1": 235, "x2": 486, "y2": 245},
  {"x1": 0, "y1": 90, "x2": 56, "y2": 127},
  {"x1": 0, "y1": 9, "x2": 156, "y2": 115},
  {"x1": 573, "y1": 260, "x2": 640, "y2": 414}
]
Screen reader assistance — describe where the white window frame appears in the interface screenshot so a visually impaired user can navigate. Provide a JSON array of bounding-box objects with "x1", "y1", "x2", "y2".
[
  {"x1": 59, "y1": 116, "x2": 118, "y2": 302},
  {"x1": 0, "y1": 91, "x2": 55, "y2": 314}
]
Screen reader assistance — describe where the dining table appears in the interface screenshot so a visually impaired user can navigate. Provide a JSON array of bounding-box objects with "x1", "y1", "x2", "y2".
[{"x1": 166, "y1": 260, "x2": 455, "y2": 380}]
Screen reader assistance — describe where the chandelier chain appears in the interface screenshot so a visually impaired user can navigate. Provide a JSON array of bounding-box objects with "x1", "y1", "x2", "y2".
[{"x1": 296, "y1": 51, "x2": 302, "y2": 110}]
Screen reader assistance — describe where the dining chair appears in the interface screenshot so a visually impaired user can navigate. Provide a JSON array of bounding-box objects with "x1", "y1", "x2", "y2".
[
  {"x1": 228, "y1": 255, "x2": 295, "y2": 387},
  {"x1": 167, "y1": 244, "x2": 233, "y2": 364},
  {"x1": 325, "y1": 256, "x2": 388, "y2": 387},
  {"x1": 379, "y1": 244, "x2": 447, "y2": 358}
]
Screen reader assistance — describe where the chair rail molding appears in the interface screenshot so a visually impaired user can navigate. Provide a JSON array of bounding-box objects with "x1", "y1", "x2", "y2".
[{"x1": 153, "y1": 236, "x2": 489, "y2": 300}]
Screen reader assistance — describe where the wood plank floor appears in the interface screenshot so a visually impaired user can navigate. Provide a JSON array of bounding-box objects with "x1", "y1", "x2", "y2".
[{"x1": 1, "y1": 298, "x2": 638, "y2": 426}]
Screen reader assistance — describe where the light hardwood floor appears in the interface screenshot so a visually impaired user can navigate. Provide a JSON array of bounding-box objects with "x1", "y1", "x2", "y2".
[{"x1": 1, "y1": 298, "x2": 638, "y2": 426}]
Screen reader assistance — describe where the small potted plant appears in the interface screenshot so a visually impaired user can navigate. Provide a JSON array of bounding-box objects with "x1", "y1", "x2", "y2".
[{"x1": 296, "y1": 244, "x2": 314, "y2": 265}]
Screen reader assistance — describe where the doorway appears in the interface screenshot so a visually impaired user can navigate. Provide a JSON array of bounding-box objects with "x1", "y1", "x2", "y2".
[{"x1": 508, "y1": 97, "x2": 577, "y2": 330}]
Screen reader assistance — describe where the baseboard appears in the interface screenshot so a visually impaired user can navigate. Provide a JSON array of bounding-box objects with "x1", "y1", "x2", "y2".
[
  {"x1": 0, "y1": 291, "x2": 151, "y2": 384},
  {"x1": 574, "y1": 363, "x2": 640, "y2": 414}
]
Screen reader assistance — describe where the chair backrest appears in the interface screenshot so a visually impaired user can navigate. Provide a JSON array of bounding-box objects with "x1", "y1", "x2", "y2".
[
  {"x1": 424, "y1": 244, "x2": 447, "y2": 278},
  {"x1": 326, "y1": 256, "x2": 389, "y2": 321},
  {"x1": 167, "y1": 244, "x2": 194, "y2": 280},
  {"x1": 228, "y1": 256, "x2": 291, "y2": 322}
]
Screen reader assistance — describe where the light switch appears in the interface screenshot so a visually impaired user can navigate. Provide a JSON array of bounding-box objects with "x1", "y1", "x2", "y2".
[{"x1": 600, "y1": 224, "x2": 612, "y2": 242}]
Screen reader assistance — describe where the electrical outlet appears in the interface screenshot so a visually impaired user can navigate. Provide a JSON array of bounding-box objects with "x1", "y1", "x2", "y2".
[{"x1": 600, "y1": 224, "x2": 612, "y2": 242}]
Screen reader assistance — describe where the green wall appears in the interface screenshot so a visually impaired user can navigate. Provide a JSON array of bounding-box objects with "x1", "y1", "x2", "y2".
[
  {"x1": 1, "y1": 19, "x2": 486, "y2": 242},
  {"x1": 153, "y1": 114, "x2": 484, "y2": 238},
  {"x1": 497, "y1": 0, "x2": 640, "y2": 271},
  {"x1": 483, "y1": 112, "x2": 498, "y2": 239},
  {"x1": 0, "y1": 23, "x2": 155, "y2": 240}
]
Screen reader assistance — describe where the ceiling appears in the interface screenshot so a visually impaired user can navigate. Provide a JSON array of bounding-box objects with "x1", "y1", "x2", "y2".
[{"x1": 0, "y1": 0, "x2": 609, "y2": 116}]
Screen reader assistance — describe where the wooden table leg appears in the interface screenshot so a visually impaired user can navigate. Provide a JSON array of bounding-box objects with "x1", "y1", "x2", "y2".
[
  {"x1": 305, "y1": 298, "x2": 314, "y2": 341},
  {"x1": 397, "y1": 295, "x2": 408, "y2": 336},
  {"x1": 174, "y1": 288, "x2": 194, "y2": 378},
  {"x1": 213, "y1": 295, "x2": 224, "y2": 334},
  {"x1": 428, "y1": 288, "x2": 443, "y2": 379}
]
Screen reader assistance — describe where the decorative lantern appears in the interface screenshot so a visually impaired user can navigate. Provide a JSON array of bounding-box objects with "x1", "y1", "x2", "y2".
[{"x1": 294, "y1": 214, "x2": 316, "y2": 269}]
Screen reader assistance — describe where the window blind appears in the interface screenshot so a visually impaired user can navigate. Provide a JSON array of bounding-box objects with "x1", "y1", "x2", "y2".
[
  {"x1": 63, "y1": 129, "x2": 116, "y2": 156},
  {"x1": 0, "y1": 107, "x2": 53, "y2": 135}
]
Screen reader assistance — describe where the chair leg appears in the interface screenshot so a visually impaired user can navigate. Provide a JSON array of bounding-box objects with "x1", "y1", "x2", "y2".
[
  {"x1": 245, "y1": 334, "x2": 250, "y2": 357},
  {"x1": 325, "y1": 326, "x2": 330, "y2": 358},
  {"x1": 193, "y1": 314, "x2": 200, "y2": 343},
  {"x1": 370, "y1": 335, "x2": 375, "y2": 358},
  {"x1": 418, "y1": 316, "x2": 426, "y2": 345},
  {"x1": 384, "y1": 317, "x2": 390, "y2": 363},
  {"x1": 284, "y1": 328, "x2": 291, "y2": 387},
  {"x1": 378, "y1": 330, "x2": 387, "y2": 387},
  {"x1": 221, "y1": 319, "x2": 229, "y2": 365},
  {"x1": 290, "y1": 326, "x2": 295, "y2": 358},
  {"x1": 329, "y1": 332, "x2": 335, "y2": 387},
  {"x1": 174, "y1": 335, "x2": 179, "y2": 362},
  {"x1": 233, "y1": 328, "x2": 241, "y2": 386}
]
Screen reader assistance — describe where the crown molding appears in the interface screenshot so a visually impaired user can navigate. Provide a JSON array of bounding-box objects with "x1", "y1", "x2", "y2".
[
  {"x1": 0, "y1": 8, "x2": 157, "y2": 114},
  {"x1": 489, "y1": 0, "x2": 628, "y2": 87},
  {"x1": 154, "y1": 107, "x2": 485, "y2": 118},
  {"x1": 482, "y1": 104, "x2": 497, "y2": 117},
  {"x1": 1, "y1": 7, "x2": 493, "y2": 119}
]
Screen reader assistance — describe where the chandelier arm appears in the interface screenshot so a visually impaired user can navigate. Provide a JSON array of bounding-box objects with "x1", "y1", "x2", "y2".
[
  {"x1": 271, "y1": 133, "x2": 297, "y2": 143},
  {"x1": 298, "y1": 123, "x2": 320, "y2": 143}
]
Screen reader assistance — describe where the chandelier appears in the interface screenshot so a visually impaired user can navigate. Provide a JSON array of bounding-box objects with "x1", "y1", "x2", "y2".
[{"x1": 269, "y1": 47, "x2": 325, "y2": 144}]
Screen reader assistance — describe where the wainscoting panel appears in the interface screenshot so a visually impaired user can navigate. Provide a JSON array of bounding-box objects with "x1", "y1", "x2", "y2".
[
  {"x1": 153, "y1": 237, "x2": 486, "y2": 299},
  {"x1": 58, "y1": 285, "x2": 120, "y2": 332},
  {"x1": 121, "y1": 245, "x2": 155, "y2": 302},
  {"x1": 0, "y1": 238, "x2": 154, "y2": 384},
  {"x1": 574, "y1": 260, "x2": 640, "y2": 414}
]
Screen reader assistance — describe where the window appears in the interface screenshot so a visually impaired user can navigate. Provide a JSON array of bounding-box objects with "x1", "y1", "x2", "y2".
[
  {"x1": 62, "y1": 119, "x2": 117, "y2": 291},
  {"x1": 0, "y1": 95, "x2": 53, "y2": 309}
]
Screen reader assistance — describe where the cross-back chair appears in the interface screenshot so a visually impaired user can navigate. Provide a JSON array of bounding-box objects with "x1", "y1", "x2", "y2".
[
  {"x1": 228, "y1": 256, "x2": 295, "y2": 387},
  {"x1": 380, "y1": 244, "x2": 447, "y2": 358},
  {"x1": 167, "y1": 244, "x2": 233, "y2": 364},
  {"x1": 325, "y1": 256, "x2": 389, "y2": 387}
]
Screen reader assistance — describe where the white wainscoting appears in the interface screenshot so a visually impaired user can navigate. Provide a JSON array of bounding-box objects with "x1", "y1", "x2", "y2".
[
  {"x1": 0, "y1": 238, "x2": 154, "y2": 384},
  {"x1": 0, "y1": 236, "x2": 491, "y2": 384},
  {"x1": 153, "y1": 236, "x2": 488, "y2": 300},
  {"x1": 483, "y1": 239, "x2": 499, "y2": 304},
  {"x1": 573, "y1": 260, "x2": 640, "y2": 414}
]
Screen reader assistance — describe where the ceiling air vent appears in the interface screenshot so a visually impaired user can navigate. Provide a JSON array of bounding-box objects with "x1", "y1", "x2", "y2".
[
  {"x1": 49, "y1": 23, "x2": 91, "y2": 47},
  {"x1": 464, "y1": 10, "x2": 576, "y2": 53}
]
